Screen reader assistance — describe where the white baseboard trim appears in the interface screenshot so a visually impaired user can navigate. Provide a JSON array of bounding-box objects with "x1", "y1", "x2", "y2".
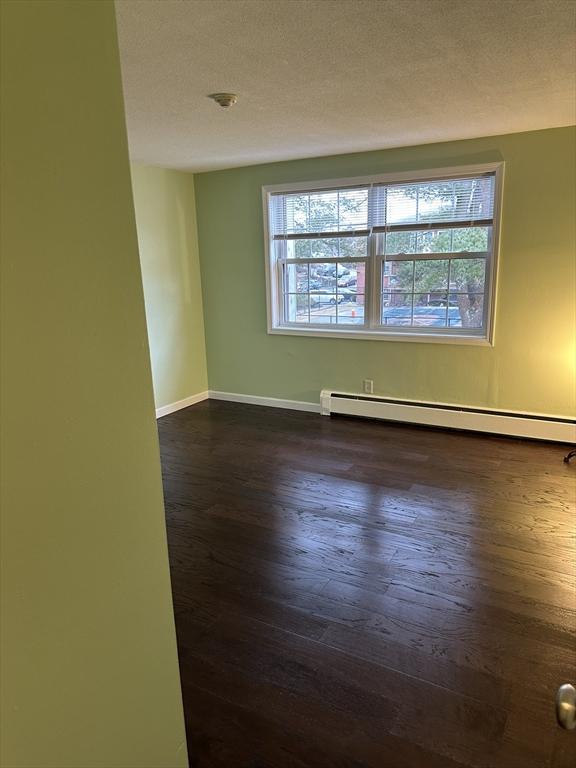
[
  {"x1": 155, "y1": 391, "x2": 209, "y2": 419},
  {"x1": 320, "y1": 389, "x2": 576, "y2": 443},
  {"x1": 208, "y1": 390, "x2": 320, "y2": 413}
]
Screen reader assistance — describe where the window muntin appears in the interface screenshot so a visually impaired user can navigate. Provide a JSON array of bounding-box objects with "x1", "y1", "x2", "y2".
[{"x1": 266, "y1": 166, "x2": 500, "y2": 340}]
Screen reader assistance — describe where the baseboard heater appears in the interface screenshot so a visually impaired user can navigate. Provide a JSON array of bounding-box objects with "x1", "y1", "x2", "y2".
[{"x1": 320, "y1": 390, "x2": 576, "y2": 443}]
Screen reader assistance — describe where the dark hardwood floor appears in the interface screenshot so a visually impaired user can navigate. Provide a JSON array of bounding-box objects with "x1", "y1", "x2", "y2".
[{"x1": 158, "y1": 400, "x2": 576, "y2": 768}]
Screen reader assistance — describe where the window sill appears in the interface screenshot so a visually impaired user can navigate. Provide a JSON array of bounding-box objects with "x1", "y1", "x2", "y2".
[{"x1": 268, "y1": 325, "x2": 492, "y2": 346}]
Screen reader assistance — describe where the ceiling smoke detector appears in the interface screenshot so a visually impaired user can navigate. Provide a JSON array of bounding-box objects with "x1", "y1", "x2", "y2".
[{"x1": 208, "y1": 92, "x2": 238, "y2": 108}]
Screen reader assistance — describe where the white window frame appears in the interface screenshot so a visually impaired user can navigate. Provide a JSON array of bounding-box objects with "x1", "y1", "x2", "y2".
[{"x1": 263, "y1": 162, "x2": 504, "y2": 345}]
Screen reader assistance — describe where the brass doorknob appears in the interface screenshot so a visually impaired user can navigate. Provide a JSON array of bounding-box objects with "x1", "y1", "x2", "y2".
[{"x1": 556, "y1": 683, "x2": 576, "y2": 730}]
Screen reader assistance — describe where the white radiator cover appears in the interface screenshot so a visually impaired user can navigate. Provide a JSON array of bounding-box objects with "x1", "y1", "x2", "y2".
[{"x1": 320, "y1": 390, "x2": 576, "y2": 443}]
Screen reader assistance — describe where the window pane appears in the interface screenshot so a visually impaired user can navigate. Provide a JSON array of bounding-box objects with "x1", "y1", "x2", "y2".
[
  {"x1": 284, "y1": 294, "x2": 309, "y2": 323},
  {"x1": 309, "y1": 192, "x2": 337, "y2": 232},
  {"x1": 310, "y1": 239, "x2": 338, "y2": 259},
  {"x1": 448, "y1": 294, "x2": 484, "y2": 328},
  {"x1": 385, "y1": 185, "x2": 418, "y2": 225},
  {"x1": 449, "y1": 259, "x2": 487, "y2": 328},
  {"x1": 384, "y1": 230, "x2": 416, "y2": 255},
  {"x1": 282, "y1": 188, "x2": 368, "y2": 234},
  {"x1": 287, "y1": 236, "x2": 368, "y2": 259},
  {"x1": 384, "y1": 227, "x2": 489, "y2": 256},
  {"x1": 452, "y1": 178, "x2": 494, "y2": 220},
  {"x1": 290, "y1": 239, "x2": 311, "y2": 259},
  {"x1": 310, "y1": 293, "x2": 338, "y2": 324},
  {"x1": 382, "y1": 293, "x2": 412, "y2": 325},
  {"x1": 378, "y1": 257, "x2": 487, "y2": 330},
  {"x1": 414, "y1": 260, "x2": 449, "y2": 292},
  {"x1": 287, "y1": 237, "x2": 339, "y2": 259},
  {"x1": 285, "y1": 263, "x2": 309, "y2": 292},
  {"x1": 339, "y1": 237, "x2": 368, "y2": 258},
  {"x1": 412, "y1": 294, "x2": 449, "y2": 327},
  {"x1": 338, "y1": 188, "x2": 369, "y2": 230},
  {"x1": 377, "y1": 177, "x2": 494, "y2": 228},
  {"x1": 452, "y1": 227, "x2": 489, "y2": 252},
  {"x1": 283, "y1": 262, "x2": 368, "y2": 326},
  {"x1": 336, "y1": 261, "x2": 365, "y2": 290},
  {"x1": 283, "y1": 194, "x2": 309, "y2": 233},
  {"x1": 416, "y1": 229, "x2": 452, "y2": 253},
  {"x1": 309, "y1": 263, "x2": 337, "y2": 291},
  {"x1": 337, "y1": 295, "x2": 365, "y2": 324},
  {"x1": 417, "y1": 181, "x2": 456, "y2": 223},
  {"x1": 450, "y1": 258, "x2": 486, "y2": 292},
  {"x1": 383, "y1": 260, "x2": 414, "y2": 292}
]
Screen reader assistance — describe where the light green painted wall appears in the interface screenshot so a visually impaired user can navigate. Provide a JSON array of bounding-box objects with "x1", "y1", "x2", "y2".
[
  {"x1": 131, "y1": 164, "x2": 208, "y2": 409},
  {"x1": 196, "y1": 127, "x2": 576, "y2": 417},
  {"x1": 0, "y1": 2, "x2": 187, "y2": 767}
]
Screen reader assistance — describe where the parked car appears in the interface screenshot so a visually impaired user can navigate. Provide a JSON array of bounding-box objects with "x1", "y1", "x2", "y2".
[
  {"x1": 338, "y1": 288, "x2": 357, "y2": 302},
  {"x1": 315, "y1": 264, "x2": 350, "y2": 278},
  {"x1": 310, "y1": 291, "x2": 344, "y2": 307}
]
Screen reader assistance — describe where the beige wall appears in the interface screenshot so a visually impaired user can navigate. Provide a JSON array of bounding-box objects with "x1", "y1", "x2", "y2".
[
  {"x1": 0, "y1": 2, "x2": 188, "y2": 766},
  {"x1": 131, "y1": 164, "x2": 208, "y2": 409}
]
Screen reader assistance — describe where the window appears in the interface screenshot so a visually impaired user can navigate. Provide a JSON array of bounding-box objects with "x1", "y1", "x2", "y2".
[{"x1": 263, "y1": 164, "x2": 502, "y2": 343}]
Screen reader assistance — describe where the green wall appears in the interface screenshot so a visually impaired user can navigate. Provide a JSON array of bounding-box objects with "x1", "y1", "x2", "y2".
[
  {"x1": 131, "y1": 164, "x2": 208, "y2": 409},
  {"x1": 0, "y1": 2, "x2": 188, "y2": 767},
  {"x1": 195, "y1": 127, "x2": 576, "y2": 417}
]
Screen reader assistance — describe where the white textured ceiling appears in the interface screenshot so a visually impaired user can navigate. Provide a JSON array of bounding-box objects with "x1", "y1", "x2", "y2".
[{"x1": 115, "y1": 0, "x2": 576, "y2": 172}]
